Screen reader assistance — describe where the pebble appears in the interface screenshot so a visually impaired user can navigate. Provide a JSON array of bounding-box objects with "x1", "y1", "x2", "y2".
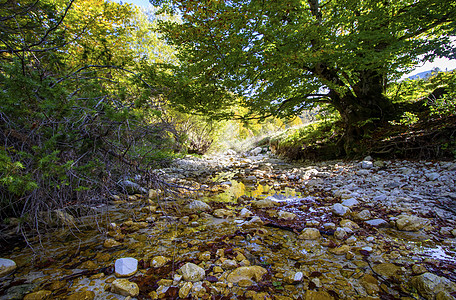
[
  {"x1": 0, "y1": 258, "x2": 16, "y2": 277},
  {"x1": 112, "y1": 279, "x2": 139, "y2": 297},
  {"x1": 179, "y1": 263, "x2": 205, "y2": 282}
]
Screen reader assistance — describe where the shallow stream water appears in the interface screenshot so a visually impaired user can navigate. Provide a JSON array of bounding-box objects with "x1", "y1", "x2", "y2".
[{"x1": 1, "y1": 156, "x2": 456, "y2": 300}]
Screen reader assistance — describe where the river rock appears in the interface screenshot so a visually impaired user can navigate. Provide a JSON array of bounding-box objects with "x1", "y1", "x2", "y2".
[
  {"x1": 372, "y1": 263, "x2": 401, "y2": 279},
  {"x1": 411, "y1": 272, "x2": 456, "y2": 300},
  {"x1": 151, "y1": 256, "x2": 170, "y2": 268},
  {"x1": 331, "y1": 203, "x2": 350, "y2": 216},
  {"x1": 115, "y1": 257, "x2": 138, "y2": 277},
  {"x1": 304, "y1": 290, "x2": 335, "y2": 300},
  {"x1": 118, "y1": 180, "x2": 147, "y2": 194},
  {"x1": 361, "y1": 161, "x2": 374, "y2": 169},
  {"x1": 23, "y1": 290, "x2": 52, "y2": 300},
  {"x1": 334, "y1": 227, "x2": 348, "y2": 240},
  {"x1": 355, "y1": 209, "x2": 372, "y2": 221},
  {"x1": 252, "y1": 198, "x2": 279, "y2": 208},
  {"x1": 187, "y1": 200, "x2": 211, "y2": 212},
  {"x1": 396, "y1": 215, "x2": 429, "y2": 231},
  {"x1": 365, "y1": 218, "x2": 388, "y2": 227},
  {"x1": 250, "y1": 147, "x2": 263, "y2": 156},
  {"x1": 278, "y1": 210, "x2": 296, "y2": 220},
  {"x1": 298, "y1": 228, "x2": 321, "y2": 240},
  {"x1": 226, "y1": 266, "x2": 267, "y2": 284},
  {"x1": 360, "y1": 274, "x2": 380, "y2": 294},
  {"x1": 329, "y1": 245, "x2": 350, "y2": 255},
  {"x1": 112, "y1": 279, "x2": 139, "y2": 297},
  {"x1": 341, "y1": 198, "x2": 359, "y2": 207},
  {"x1": 179, "y1": 282, "x2": 193, "y2": 298},
  {"x1": 222, "y1": 259, "x2": 238, "y2": 270},
  {"x1": 103, "y1": 238, "x2": 121, "y2": 248},
  {"x1": 66, "y1": 290, "x2": 95, "y2": 300},
  {"x1": 213, "y1": 208, "x2": 234, "y2": 218},
  {"x1": 425, "y1": 172, "x2": 440, "y2": 181},
  {"x1": 180, "y1": 262, "x2": 205, "y2": 282},
  {"x1": 239, "y1": 208, "x2": 253, "y2": 218},
  {"x1": 0, "y1": 258, "x2": 16, "y2": 277}
]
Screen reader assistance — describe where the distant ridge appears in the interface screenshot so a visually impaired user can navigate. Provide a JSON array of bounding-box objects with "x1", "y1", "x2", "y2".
[{"x1": 406, "y1": 67, "x2": 455, "y2": 80}]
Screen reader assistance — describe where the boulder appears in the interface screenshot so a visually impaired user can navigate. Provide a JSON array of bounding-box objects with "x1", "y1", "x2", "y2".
[
  {"x1": 180, "y1": 263, "x2": 205, "y2": 282},
  {"x1": 411, "y1": 272, "x2": 456, "y2": 300},
  {"x1": 396, "y1": 215, "x2": 429, "y2": 231},
  {"x1": 187, "y1": 200, "x2": 211, "y2": 212},
  {"x1": 111, "y1": 279, "x2": 139, "y2": 297},
  {"x1": 0, "y1": 258, "x2": 16, "y2": 277},
  {"x1": 115, "y1": 257, "x2": 138, "y2": 277},
  {"x1": 118, "y1": 180, "x2": 147, "y2": 194}
]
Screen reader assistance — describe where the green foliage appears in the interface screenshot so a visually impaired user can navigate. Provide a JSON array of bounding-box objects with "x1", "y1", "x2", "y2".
[
  {"x1": 0, "y1": 0, "x2": 183, "y2": 231},
  {"x1": 152, "y1": 0, "x2": 455, "y2": 142},
  {"x1": 389, "y1": 112, "x2": 420, "y2": 127}
]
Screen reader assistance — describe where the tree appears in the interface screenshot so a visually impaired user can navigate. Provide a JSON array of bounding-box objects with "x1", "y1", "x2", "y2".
[{"x1": 152, "y1": 0, "x2": 456, "y2": 151}]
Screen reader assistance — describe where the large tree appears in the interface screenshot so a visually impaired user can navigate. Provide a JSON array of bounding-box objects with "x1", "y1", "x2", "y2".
[{"x1": 152, "y1": 0, "x2": 455, "y2": 149}]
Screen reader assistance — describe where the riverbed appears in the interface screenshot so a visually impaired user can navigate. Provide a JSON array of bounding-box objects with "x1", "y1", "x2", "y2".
[{"x1": 1, "y1": 152, "x2": 456, "y2": 299}]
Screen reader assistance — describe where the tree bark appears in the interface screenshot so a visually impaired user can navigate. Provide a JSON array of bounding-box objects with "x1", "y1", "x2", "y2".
[{"x1": 330, "y1": 70, "x2": 395, "y2": 154}]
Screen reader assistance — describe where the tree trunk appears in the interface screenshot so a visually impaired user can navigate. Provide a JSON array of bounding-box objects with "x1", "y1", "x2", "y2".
[{"x1": 330, "y1": 71, "x2": 395, "y2": 154}]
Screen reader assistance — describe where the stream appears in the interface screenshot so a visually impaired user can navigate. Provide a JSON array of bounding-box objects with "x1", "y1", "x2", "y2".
[{"x1": 1, "y1": 152, "x2": 456, "y2": 300}]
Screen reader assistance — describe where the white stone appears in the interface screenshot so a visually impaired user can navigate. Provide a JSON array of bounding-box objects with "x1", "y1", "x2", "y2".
[
  {"x1": 0, "y1": 258, "x2": 16, "y2": 277},
  {"x1": 239, "y1": 208, "x2": 253, "y2": 218},
  {"x1": 115, "y1": 257, "x2": 138, "y2": 277},
  {"x1": 361, "y1": 161, "x2": 374, "y2": 169},
  {"x1": 365, "y1": 219, "x2": 388, "y2": 227},
  {"x1": 341, "y1": 198, "x2": 359, "y2": 207},
  {"x1": 331, "y1": 203, "x2": 350, "y2": 216},
  {"x1": 180, "y1": 263, "x2": 205, "y2": 282},
  {"x1": 187, "y1": 200, "x2": 211, "y2": 212}
]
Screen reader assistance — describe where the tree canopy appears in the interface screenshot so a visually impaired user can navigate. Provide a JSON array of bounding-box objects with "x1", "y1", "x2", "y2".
[{"x1": 152, "y1": 0, "x2": 456, "y2": 147}]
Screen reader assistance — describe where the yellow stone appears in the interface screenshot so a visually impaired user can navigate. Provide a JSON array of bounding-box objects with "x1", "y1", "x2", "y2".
[
  {"x1": 23, "y1": 290, "x2": 52, "y2": 300},
  {"x1": 304, "y1": 290, "x2": 334, "y2": 300},
  {"x1": 103, "y1": 238, "x2": 121, "y2": 248},
  {"x1": 179, "y1": 282, "x2": 193, "y2": 298},
  {"x1": 66, "y1": 290, "x2": 95, "y2": 300},
  {"x1": 111, "y1": 279, "x2": 139, "y2": 297}
]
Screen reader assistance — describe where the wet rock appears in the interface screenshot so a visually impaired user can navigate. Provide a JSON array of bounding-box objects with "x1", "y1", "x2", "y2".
[
  {"x1": 252, "y1": 198, "x2": 279, "y2": 208},
  {"x1": 278, "y1": 210, "x2": 296, "y2": 220},
  {"x1": 115, "y1": 257, "x2": 138, "y2": 277},
  {"x1": 373, "y1": 194, "x2": 387, "y2": 202},
  {"x1": 179, "y1": 282, "x2": 193, "y2": 298},
  {"x1": 339, "y1": 219, "x2": 359, "y2": 230},
  {"x1": 372, "y1": 263, "x2": 401, "y2": 279},
  {"x1": 187, "y1": 200, "x2": 211, "y2": 212},
  {"x1": 23, "y1": 290, "x2": 52, "y2": 300},
  {"x1": 103, "y1": 238, "x2": 121, "y2": 248},
  {"x1": 412, "y1": 264, "x2": 428, "y2": 275},
  {"x1": 396, "y1": 215, "x2": 429, "y2": 231},
  {"x1": 284, "y1": 271, "x2": 304, "y2": 284},
  {"x1": 323, "y1": 223, "x2": 336, "y2": 230},
  {"x1": 213, "y1": 208, "x2": 234, "y2": 218},
  {"x1": 331, "y1": 204, "x2": 350, "y2": 216},
  {"x1": 226, "y1": 266, "x2": 267, "y2": 284},
  {"x1": 411, "y1": 272, "x2": 456, "y2": 300},
  {"x1": 298, "y1": 228, "x2": 321, "y2": 240},
  {"x1": 304, "y1": 290, "x2": 335, "y2": 300},
  {"x1": 150, "y1": 256, "x2": 170, "y2": 268},
  {"x1": 0, "y1": 258, "x2": 16, "y2": 277},
  {"x1": 66, "y1": 290, "x2": 95, "y2": 300},
  {"x1": 180, "y1": 262, "x2": 205, "y2": 282},
  {"x1": 112, "y1": 279, "x2": 139, "y2": 297},
  {"x1": 329, "y1": 245, "x2": 350, "y2": 255},
  {"x1": 360, "y1": 274, "x2": 380, "y2": 294},
  {"x1": 49, "y1": 209, "x2": 75, "y2": 226},
  {"x1": 198, "y1": 251, "x2": 211, "y2": 261}
]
